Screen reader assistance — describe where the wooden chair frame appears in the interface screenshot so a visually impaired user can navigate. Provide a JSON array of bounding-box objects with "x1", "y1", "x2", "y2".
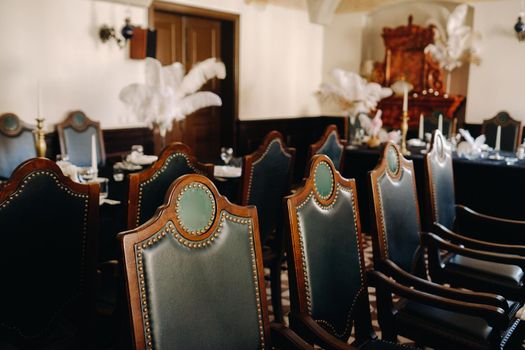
[
  {"x1": 127, "y1": 142, "x2": 214, "y2": 229},
  {"x1": 307, "y1": 124, "x2": 347, "y2": 172},
  {"x1": 481, "y1": 111, "x2": 522, "y2": 152},
  {"x1": 0, "y1": 158, "x2": 99, "y2": 347},
  {"x1": 0, "y1": 113, "x2": 35, "y2": 137},
  {"x1": 56, "y1": 110, "x2": 106, "y2": 164},
  {"x1": 118, "y1": 174, "x2": 312, "y2": 350},
  {"x1": 368, "y1": 142, "x2": 525, "y2": 349}
]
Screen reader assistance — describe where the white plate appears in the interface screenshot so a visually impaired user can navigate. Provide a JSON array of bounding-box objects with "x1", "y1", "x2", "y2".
[{"x1": 214, "y1": 165, "x2": 242, "y2": 178}]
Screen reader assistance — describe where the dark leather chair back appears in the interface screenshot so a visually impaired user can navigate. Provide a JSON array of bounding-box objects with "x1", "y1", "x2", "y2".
[
  {"x1": 286, "y1": 155, "x2": 372, "y2": 341},
  {"x1": 481, "y1": 111, "x2": 522, "y2": 152},
  {"x1": 0, "y1": 113, "x2": 37, "y2": 179},
  {"x1": 369, "y1": 143, "x2": 423, "y2": 275},
  {"x1": 127, "y1": 142, "x2": 213, "y2": 229},
  {"x1": 308, "y1": 125, "x2": 347, "y2": 171},
  {"x1": 56, "y1": 111, "x2": 106, "y2": 167},
  {"x1": 425, "y1": 130, "x2": 456, "y2": 230},
  {"x1": 119, "y1": 174, "x2": 271, "y2": 350},
  {"x1": 0, "y1": 158, "x2": 98, "y2": 348},
  {"x1": 241, "y1": 131, "x2": 295, "y2": 244},
  {"x1": 423, "y1": 111, "x2": 453, "y2": 139}
]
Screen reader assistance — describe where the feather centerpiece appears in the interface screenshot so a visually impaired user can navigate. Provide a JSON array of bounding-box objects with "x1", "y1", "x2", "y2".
[
  {"x1": 120, "y1": 57, "x2": 226, "y2": 137},
  {"x1": 318, "y1": 69, "x2": 392, "y2": 115},
  {"x1": 424, "y1": 4, "x2": 481, "y2": 93}
]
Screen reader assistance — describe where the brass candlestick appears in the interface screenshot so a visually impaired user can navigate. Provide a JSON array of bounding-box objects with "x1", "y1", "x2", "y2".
[
  {"x1": 35, "y1": 118, "x2": 47, "y2": 158},
  {"x1": 400, "y1": 110, "x2": 411, "y2": 155}
]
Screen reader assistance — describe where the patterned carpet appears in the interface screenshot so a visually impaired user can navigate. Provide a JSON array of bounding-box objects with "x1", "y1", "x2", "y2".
[{"x1": 266, "y1": 234, "x2": 415, "y2": 346}]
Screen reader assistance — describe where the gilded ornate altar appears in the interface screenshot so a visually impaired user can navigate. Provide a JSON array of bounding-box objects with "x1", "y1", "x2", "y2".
[{"x1": 371, "y1": 16, "x2": 465, "y2": 128}]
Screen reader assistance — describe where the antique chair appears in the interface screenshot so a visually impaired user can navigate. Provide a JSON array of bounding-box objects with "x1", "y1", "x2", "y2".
[
  {"x1": 424, "y1": 130, "x2": 525, "y2": 301},
  {"x1": 285, "y1": 155, "x2": 416, "y2": 349},
  {"x1": 423, "y1": 111, "x2": 454, "y2": 139},
  {"x1": 307, "y1": 124, "x2": 347, "y2": 172},
  {"x1": 0, "y1": 158, "x2": 99, "y2": 349},
  {"x1": 481, "y1": 111, "x2": 522, "y2": 152},
  {"x1": 56, "y1": 110, "x2": 106, "y2": 167},
  {"x1": 118, "y1": 174, "x2": 313, "y2": 350},
  {"x1": 241, "y1": 130, "x2": 296, "y2": 322},
  {"x1": 0, "y1": 113, "x2": 37, "y2": 179},
  {"x1": 368, "y1": 142, "x2": 525, "y2": 349},
  {"x1": 127, "y1": 142, "x2": 214, "y2": 229}
]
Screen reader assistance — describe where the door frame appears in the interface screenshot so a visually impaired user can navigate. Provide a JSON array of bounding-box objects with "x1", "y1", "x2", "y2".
[{"x1": 149, "y1": 1, "x2": 240, "y2": 149}]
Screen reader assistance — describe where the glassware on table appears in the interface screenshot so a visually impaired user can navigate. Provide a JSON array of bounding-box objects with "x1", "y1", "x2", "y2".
[
  {"x1": 220, "y1": 147, "x2": 234, "y2": 165},
  {"x1": 56, "y1": 154, "x2": 69, "y2": 162},
  {"x1": 131, "y1": 145, "x2": 144, "y2": 155},
  {"x1": 78, "y1": 166, "x2": 97, "y2": 183},
  {"x1": 113, "y1": 164, "x2": 124, "y2": 182}
]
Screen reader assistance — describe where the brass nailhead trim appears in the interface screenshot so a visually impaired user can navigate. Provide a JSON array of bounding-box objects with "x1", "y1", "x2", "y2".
[
  {"x1": 313, "y1": 161, "x2": 334, "y2": 200},
  {"x1": 134, "y1": 214, "x2": 266, "y2": 349},
  {"x1": 175, "y1": 182, "x2": 216, "y2": 236},
  {"x1": 136, "y1": 153, "x2": 205, "y2": 226}
]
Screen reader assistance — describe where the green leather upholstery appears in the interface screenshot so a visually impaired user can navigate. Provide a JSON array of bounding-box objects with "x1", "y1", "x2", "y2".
[
  {"x1": 247, "y1": 139, "x2": 293, "y2": 244},
  {"x1": 376, "y1": 169, "x2": 421, "y2": 274},
  {"x1": 427, "y1": 132, "x2": 456, "y2": 230},
  {"x1": 315, "y1": 131, "x2": 344, "y2": 171},
  {"x1": 0, "y1": 114, "x2": 37, "y2": 179},
  {"x1": 296, "y1": 181, "x2": 363, "y2": 339},
  {"x1": 0, "y1": 162, "x2": 96, "y2": 347},
  {"x1": 137, "y1": 154, "x2": 203, "y2": 226},
  {"x1": 63, "y1": 125, "x2": 104, "y2": 167},
  {"x1": 127, "y1": 177, "x2": 267, "y2": 349}
]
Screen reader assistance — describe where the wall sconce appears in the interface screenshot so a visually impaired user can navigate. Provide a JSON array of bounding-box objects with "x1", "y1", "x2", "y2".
[
  {"x1": 515, "y1": 15, "x2": 525, "y2": 41},
  {"x1": 99, "y1": 17, "x2": 134, "y2": 48}
]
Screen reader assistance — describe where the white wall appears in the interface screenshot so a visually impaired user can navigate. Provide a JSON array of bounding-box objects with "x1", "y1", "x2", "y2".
[
  {"x1": 466, "y1": 0, "x2": 525, "y2": 124},
  {"x1": 0, "y1": 0, "x2": 148, "y2": 129},
  {"x1": 320, "y1": 11, "x2": 366, "y2": 115},
  {"x1": 0, "y1": 0, "x2": 325, "y2": 129}
]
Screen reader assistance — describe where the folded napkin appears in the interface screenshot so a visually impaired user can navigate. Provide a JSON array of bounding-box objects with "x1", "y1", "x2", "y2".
[
  {"x1": 457, "y1": 129, "x2": 486, "y2": 158},
  {"x1": 407, "y1": 138, "x2": 426, "y2": 147},
  {"x1": 56, "y1": 161, "x2": 80, "y2": 182},
  {"x1": 126, "y1": 151, "x2": 158, "y2": 165},
  {"x1": 214, "y1": 165, "x2": 242, "y2": 178}
]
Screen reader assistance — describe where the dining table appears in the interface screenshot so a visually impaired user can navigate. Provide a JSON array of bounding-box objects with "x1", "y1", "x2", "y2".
[{"x1": 342, "y1": 143, "x2": 525, "y2": 233}]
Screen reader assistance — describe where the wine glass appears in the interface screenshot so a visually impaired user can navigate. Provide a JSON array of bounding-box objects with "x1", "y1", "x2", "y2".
[
  {"x1": 220, "y1": 147, "x2": 234, "y2": 165},
  {"x1": 78, "y1": 167, "x2": 97, "y2": 183}
]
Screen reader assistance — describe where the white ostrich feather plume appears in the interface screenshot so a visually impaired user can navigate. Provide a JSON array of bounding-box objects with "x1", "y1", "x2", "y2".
[
  {"x1": 120, "y1": 57, "x2": 226, "y2": 135},
  {"x1": 424, "y1": 4, "x2": 481, "y2": 72},
  {"x1": 318, "y1": 69, "x2": 392, "y2": 114}
]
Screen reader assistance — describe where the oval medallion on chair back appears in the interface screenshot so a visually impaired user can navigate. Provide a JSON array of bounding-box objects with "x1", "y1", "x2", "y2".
[
  {"x1": 119, "y1": 174, "x2": 271, "y2": 350},
  {"x1": 0, "y1": 113, "x2": 37, "y2": 179},
  {"x1": 369, "y1": 143, "x2": 422, "y2": 274},
  {"x1": 242, "y1": 131, "x2": 295, "y2": 244},
  {"x1": 309, "y1": 125, "x2": 347, "y2": 172},
  {"x1": 286, "y1": 155, "x2": 367, "y2": 340},
  {"x1": 0, "y1": 158, "x2": 98, "y2": 347},
  {"x1": 425, "y1": 130, "x2": 456, "y2": 230},
  {"x1": 56, "y1": 111, "x2": 106, "y2": 168},
  {"x1": 127, "y1": 142, "x2": 214, "y2": 229}
]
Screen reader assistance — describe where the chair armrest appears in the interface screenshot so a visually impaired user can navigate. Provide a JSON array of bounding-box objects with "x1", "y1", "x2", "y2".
[
  {"x1": 433, "y1": 223, "x2": 525, "y2": 256},
  {"x1": 422, "y1": 231, "x2": 525, "y2": 269},
  {"x1": 270, "y1": 322, "x2": 317, "y2": 350},
  {"x1": 367, "y1": 270, "x2": 509, "y2": 330},
  {"x1": 379, "y1": 259, "x2": 509, "y2": 312},
  {"x1": 455, "y1": 205, "x2": 525, "y2": 245},
  {"x1": 288, "y1": 313, "x2": 355, "y2": 350}
]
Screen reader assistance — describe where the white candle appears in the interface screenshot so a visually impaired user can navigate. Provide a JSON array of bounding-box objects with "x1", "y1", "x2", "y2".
[
  {"x1": 91, "y1": 134, "x2": 98, "y2": 171},
  {"x1": 438, "y1": 114, "x2": 443, "y2": 134},
  {"x1": 402, "y1": 83, "x2": 408, "y2": 113},
  {"x1": 495, "y1": 125, "x2": 501, "y2": 152},
  {"x1": 418, "y1": 113, "x2": 424, "y2": 140}
]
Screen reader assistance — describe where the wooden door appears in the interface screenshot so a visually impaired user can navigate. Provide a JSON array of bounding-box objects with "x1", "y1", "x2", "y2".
[
  {"x1": 182, "y1": 16, "x2": 221, "y2": 159},
  {"x1": 153, "y1": 11, "x2": 222, "y2": 159}
]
